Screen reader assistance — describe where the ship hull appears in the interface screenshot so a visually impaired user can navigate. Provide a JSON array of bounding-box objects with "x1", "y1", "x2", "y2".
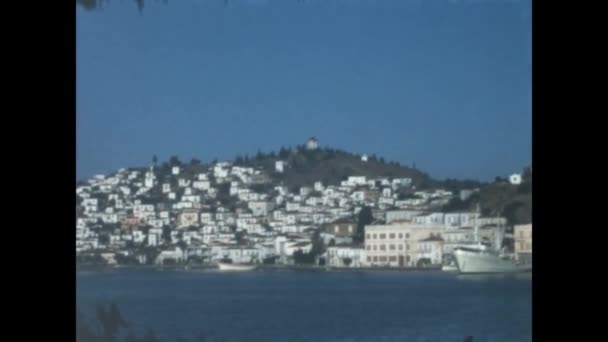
[
  {"x1": 217, "y1": 262, "x2": 257, "y2": 271},
  {"x1": 454, "y1": 249, "x2": 531, "y2": 274}
]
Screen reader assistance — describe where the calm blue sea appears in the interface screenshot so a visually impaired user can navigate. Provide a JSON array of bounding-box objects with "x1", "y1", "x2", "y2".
[{"x1": 76, "y1": 270, "x2": 532, "y2": 342}]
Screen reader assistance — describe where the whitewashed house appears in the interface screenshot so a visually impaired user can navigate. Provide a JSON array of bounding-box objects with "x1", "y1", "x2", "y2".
[
  {"x1": 172, "y1": 166, "x2": 180, "y2": 175},
  {"x1": 325, "y1": 245, "x2": 366, "y2": 267},
  {"x1": 133, "y1": 230, "x2": 146, "y2": 244},
  {"x1": 200, "y1": 212, "x2": 215, "y2": 224},
  {"x1": 386, "y1": 210, "x2": 424, "y2": 223},
  {"x1": 156, "y1": 247, "x2": 185, "y2": 264},
  {"x1": 248, "y1": 201, "x2": 275, "y2": 217},
  {"x1": 182, "y1": 195, "x2": 201, "y2": 203},
  {"x1": 300, "y1": 187, "x2": 312, "y2": 197},
  {"x1": 509, "y1": 173, "x2": 523, "y2": 185},
  {"x1": 193, "y1": 180, "x2": 211, "y2": 191},
  {"x1": 392, "y1": 178, "x2": 412, "y2": 188},
  {"x1": 177, "y1": 209, "x2": 200, "y2": 228},
  {"x1": 417, "y1": 235, "x2": 444, "y2": 265},
  {"x1": 286, "y1": 202, "x2": 301, "y2": 212},
  {"x1": 414, "y1": 213, "x2": 445, "y2": 226},
  {"x1": 347, "y1": 176, "x2": 367, "y2": 186},
  {"x1": 306, "y1": 137, "x2": 319, "y2": 150},
  {"x1": 275, "y1": 160, "x2": 286, "y2": 173}
]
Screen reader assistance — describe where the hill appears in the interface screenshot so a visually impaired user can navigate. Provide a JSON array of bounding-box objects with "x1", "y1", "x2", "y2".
[{"x1": 231, "y1": 145, "x2": 433, "y2": 191}]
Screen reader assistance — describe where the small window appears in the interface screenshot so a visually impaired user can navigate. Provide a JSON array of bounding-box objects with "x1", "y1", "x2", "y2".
[
  {"x1": 380, "y1": 234, "x2": 386, "y2": 239},
  {"x1": 373, "y1": 256, "x2": 378, "y2": 262},
  {"x1": 366, "y1": 245, "x2": 371, "y2": 250},
  {"x1": 406, "y1": 233, "x2": 410, "y2": 239},
  {"x1": 389, "y1": 244, "x2": 396, "y2": 250},
  {"x1": 373, "y1": 234, "x2": 377, "y2": 239},
  {"x1": 389, "y1": 233, "x2": 396, "y2": 239},
  {"x1": 406, "y1": 244, "x2": 410, "y2": 250},
  {"x1": 398, "y1": 233, "x2": 403, "y2": 239},
  {"x1": 389, "y1": 256, "x2": 397, "y2": 262},
  {"x1": 366, "y1": 234, "x2": 370, "y2": 240},
  {"x1": 380, "y1": 245, "x2": 386, "y2": 251},
  {"x1": 373, "y1": 245, "x2": 377, "y2": 251},
  {"x1": 367, "y1": 256, "x2": 372, "y2": 262},
  {"x1": 398, "y1": 244, "x2": 403, "y2": 250}
]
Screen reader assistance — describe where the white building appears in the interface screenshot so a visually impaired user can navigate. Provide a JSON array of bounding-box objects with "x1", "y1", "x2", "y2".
[
  {"x1": 414, "y1": 213, "x2": 445, "y2": 226},
  {"x1": 286, "y1": 202, "x2": 300, "y2": 212},
  {"x1": 417, "y1": 235, "x2": 444, "y2": 265},
  {"x1": 200, "y1": 212, "x2": 215, "y2": 224},
  {"x1": 177, "y1": 209, "x2": 200, "y2": 228},
  {"x1": 347, "y1": 176, "x2": 367, "y2": 186},
  {"x1": 248, "y1": 201, "x2": 275, "y2": 217},
  {"x1": 156, "y1": 247, "x2": 185, "y2": 264},
  {"x1": 193, "y1": 180, "x2": 211, "y2": 191},
  {"x1": 442, "y1": 228, "x2": 475, "y2": 254},
  {"x1": 365, "y1": 222, "x2": 445, "y2": 267},
  {"x1": 172, "y1": 166, "x2": 180, "y2": 175},
  {"x1": 275, "y1": 160, "x2": 286, "y2": 173},
  {"x1": 361, "y1": 154, "x2": 368, "y2": 162},
  {"x1": 306, "y1": 137, "x2": 319, "y2": 150},
  {"x1": 444, "y1": 212, "x2": 479, "y2": 230},
  {"x1": 325, "y1": 245, "x2": 366, "y2": 267},
  {"x1": 509, "y1": 173, "x2": 523, "y2": 185},
  {"x1": 385, "y1": 210, "x2": 424, "y2": 224},
  {"x1": 392, "y1": 178, "x2": 412, "y2": 188}
]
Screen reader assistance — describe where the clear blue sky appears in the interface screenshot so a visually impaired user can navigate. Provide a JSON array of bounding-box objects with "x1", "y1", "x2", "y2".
[{"x1": 77, "y1": 0, "x2": 531, "y2": 182}]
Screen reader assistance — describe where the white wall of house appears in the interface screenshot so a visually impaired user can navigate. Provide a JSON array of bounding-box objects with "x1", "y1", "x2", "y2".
[
  {"x1": 326, "y1": 246, "x2": 366, "y2": 267},
  {"x1": 509, "y1": 173, "x2": 522, "y2": 185},
  {"x1": 193, "y1": 181, "x2": 211, "y2": 190}
]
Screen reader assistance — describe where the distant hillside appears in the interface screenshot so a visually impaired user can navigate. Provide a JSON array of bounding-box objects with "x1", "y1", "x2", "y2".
[
  {"x1": 82, "y1": 145, "x2": 531, "y2": 226},
  {"x1": 440, "y1": 167, "x2": 532, "y2": 226},
  {"x1": 232, "y1": 145, "x2": 433, "y2": 191}
]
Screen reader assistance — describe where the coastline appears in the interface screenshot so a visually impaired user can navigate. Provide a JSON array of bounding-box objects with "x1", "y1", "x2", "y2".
[{"x1": 77, "y1": 263, "x2": 446, "y2": 273}]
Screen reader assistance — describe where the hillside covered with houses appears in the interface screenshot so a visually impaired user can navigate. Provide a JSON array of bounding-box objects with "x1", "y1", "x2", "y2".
[{"x1": 76, "y1": 138, "x2": 532, "y2": 268}]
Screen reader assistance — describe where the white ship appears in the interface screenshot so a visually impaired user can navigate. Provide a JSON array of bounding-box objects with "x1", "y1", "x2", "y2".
[
  {"x1": 217, "y1": 262, "x2": 257, "y2": 271},
  {"x1": 216, "y1": 257, "x2": 258, "y2": 271},
  {"x1": 453, "y1": 245, "x2": 531, "y2": 274},
  {"x1": 453, "y1": 205, "x2": 532, "y2": 274}
]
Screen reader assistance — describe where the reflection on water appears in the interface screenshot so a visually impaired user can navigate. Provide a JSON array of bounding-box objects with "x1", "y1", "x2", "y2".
[{"x1": 456, "y1": 272, "x2": 532, "y2": 282}]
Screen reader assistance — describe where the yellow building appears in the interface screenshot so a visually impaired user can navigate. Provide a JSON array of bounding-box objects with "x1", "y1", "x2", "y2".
[
  {"x1": 514, "y1": 223, "x2": 532, "y2": 264},
  {"x1": 365, "y1": 222, "x2": 444, "y2": 267}
]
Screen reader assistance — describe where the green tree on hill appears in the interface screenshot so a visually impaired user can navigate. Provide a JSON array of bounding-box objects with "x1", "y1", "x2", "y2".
[
  {"x1": 169, "y1": 155, "x2": 182, "y2": 166},
  {"x1": 354, "y1": 206, "x2": 373, "y2": 244}
]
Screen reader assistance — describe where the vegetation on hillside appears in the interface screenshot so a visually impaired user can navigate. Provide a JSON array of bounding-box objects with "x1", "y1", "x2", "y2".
[
  {"x1": 232, "y1": 145, "x2": 432, "y2": 190},
  {"x1": 440, "y1": 165, "x2": 532, "y2": 225}
]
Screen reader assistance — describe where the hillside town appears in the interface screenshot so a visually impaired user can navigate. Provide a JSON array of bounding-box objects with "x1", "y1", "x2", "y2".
[{"x1": 76, "y1": 138, "x2": 532, "y2": 269}]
